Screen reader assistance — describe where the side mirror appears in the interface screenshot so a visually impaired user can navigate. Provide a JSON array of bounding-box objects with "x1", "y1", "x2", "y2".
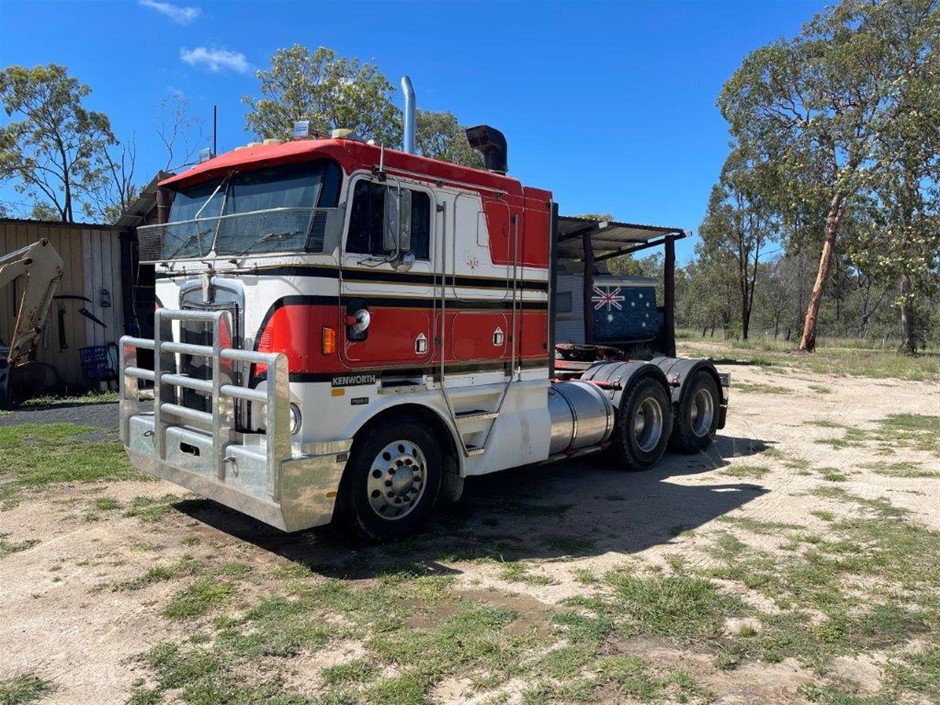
[
  {"x1": 392, "y1": 250, "x2": 415, "y2": 272},
  {"x1": 382, "y1": 186, "x2": 412, "y2": 254}
]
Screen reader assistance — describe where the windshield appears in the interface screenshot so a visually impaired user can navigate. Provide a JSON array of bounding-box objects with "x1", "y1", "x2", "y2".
[{"x1": 160, "y1": 159, "x2": 342, "y2": 259}]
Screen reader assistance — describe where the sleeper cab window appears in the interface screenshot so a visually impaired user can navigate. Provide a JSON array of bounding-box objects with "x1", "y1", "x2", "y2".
[{"x1": 346, "y1": 180, "x2": 431, "y2": 260}]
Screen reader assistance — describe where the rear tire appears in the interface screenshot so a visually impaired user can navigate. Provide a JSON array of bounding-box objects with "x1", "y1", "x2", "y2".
[
  {"x1": 670, "y1": 372, "x2": 719, "y2": 453},
  {"x1": 337, "y1": 415, "x2": 442, "y2": 542},
  {"x1": 606, "y1": 376, "x2": 672, "y2": 471}
]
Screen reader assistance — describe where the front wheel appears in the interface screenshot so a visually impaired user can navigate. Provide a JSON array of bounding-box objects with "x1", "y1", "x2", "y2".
[
  {"x1": 606, "y1": 376, "x2": 672, "y2": 471},
  {"x1": 337, "y1": 416, "x2": 443, "y2": 542}
]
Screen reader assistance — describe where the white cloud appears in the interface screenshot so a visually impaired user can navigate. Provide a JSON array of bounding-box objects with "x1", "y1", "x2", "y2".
[
  {"x1": 180, "y1": 47, "x2": 252, "y2": 75},
  {"x1": 139, "y1": 0, "x2": 201, "y2": 25}
]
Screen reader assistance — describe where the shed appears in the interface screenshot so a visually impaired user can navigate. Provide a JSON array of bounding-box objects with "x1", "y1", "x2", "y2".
[{"x1": 0, "y1": 219, "x2": 125, "y2": 389}]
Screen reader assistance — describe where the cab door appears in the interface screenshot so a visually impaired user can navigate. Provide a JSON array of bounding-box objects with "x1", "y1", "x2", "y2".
[{"x1": 338, "y1": 175, "x2": 436, "y2": 370}]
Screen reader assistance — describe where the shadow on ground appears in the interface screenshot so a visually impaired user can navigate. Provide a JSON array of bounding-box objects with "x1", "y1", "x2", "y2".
[{"x1": 175, "y1": 433, "x2": 771, "y2": 579}]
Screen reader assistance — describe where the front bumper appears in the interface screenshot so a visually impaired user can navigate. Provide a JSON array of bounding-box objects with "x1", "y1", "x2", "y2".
[
  {"x1": 125, "y1": 415, "x2": 350, "y2": 531},
  {"x1": 120, "y1": 308, "x2": 351, "y2": 532}
]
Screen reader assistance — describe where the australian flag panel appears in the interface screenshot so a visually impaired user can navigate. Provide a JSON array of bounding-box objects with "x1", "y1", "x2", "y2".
[{"x1": 590, "y1": 281, "x2": 661, "y2": 343}]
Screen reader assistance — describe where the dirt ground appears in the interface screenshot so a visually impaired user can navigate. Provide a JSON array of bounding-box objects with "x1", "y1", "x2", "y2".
[{"x1": 1, "y1": 353, "x2": 938, "y2": 705}]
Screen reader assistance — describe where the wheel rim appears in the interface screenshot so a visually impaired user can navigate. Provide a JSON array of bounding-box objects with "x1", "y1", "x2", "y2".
[
  {"x1": 689, "y1": 387, "x2": 715, "y2": 438},
  {"x1": 366, "y1": 440, "x2": 428, "y2": 520},
  {"x1": 633, "y1": 397, "x2": 664, "y2": 453}
]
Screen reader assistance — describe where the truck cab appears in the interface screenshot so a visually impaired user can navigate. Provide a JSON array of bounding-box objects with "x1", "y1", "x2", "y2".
[{"x1": 121, "y1": 105, "x2": 727, "y2": 541}]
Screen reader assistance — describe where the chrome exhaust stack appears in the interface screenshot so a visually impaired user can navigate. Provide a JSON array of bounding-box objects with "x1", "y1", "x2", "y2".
[{"x1": 401, "y1": 76, "x2": 416, "y2": 154}]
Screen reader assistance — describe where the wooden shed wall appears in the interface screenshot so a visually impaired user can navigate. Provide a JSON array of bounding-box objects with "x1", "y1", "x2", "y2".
[{"x1": 0, "y1": 220, "x2": 125, "y2": 389}]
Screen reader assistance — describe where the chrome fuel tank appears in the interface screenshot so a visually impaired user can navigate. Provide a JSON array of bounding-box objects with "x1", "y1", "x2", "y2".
[{"x1": 547, "y1": 381, "x2": 615, "y2": 455}]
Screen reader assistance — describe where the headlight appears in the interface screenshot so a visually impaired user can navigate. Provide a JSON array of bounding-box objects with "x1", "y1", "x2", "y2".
[{"x1": 289, "y1": 403, "x2": 302, "y2": 435}]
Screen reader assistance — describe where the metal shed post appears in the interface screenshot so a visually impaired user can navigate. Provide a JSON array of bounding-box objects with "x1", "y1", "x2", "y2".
[
  {"x1": 663, "y1": 234, "x2": 677, "y2": 357},
  {"x1": 582, "y1": 231, "x2": 595, "y2": 344}
]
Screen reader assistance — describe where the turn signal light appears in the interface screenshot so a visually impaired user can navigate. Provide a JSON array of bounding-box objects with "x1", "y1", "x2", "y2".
[{"x1": 322, "y1": 326, "x2": 337, "y2": 355}]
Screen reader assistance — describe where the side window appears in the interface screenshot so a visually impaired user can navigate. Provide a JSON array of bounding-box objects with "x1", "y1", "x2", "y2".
[
  {"x1": 409, "y1": 191, "x2": 430, "y2": 261},
  {"x1": 557, "y1": 291, "x2": 573, "y2": 313},
  {"x1": 346, "y1": 180, "x2": 431, "y2": 260}
]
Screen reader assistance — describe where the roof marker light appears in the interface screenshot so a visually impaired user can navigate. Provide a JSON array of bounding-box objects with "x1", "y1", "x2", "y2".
[{"x1": 293, "y1": 120, "x2": 311, "y2": 139}]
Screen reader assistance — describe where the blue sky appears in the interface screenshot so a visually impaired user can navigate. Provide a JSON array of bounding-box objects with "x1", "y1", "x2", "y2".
[{"x1": 0, "y1": 0, "x2": 826, "y2": 262}]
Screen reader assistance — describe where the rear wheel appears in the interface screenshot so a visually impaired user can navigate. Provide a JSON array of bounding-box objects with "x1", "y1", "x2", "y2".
[
  {"x1": 606, "y1": 376, "x2": 672, "y2": 471},
  {"x1": 670, "y1": 372, "x2": 719, "y2": 453},
  {"x1": 338, "y1": 416, "x2": 442, "y2": 542}
]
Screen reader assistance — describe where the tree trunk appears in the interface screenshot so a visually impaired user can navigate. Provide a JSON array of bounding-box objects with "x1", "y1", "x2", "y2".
[
  {"x1": 898, "y1": 272, "x2": 916, "y2": 355},
  {"x1": 799, "y1": 194, "x2": 845, "y2": 353}
]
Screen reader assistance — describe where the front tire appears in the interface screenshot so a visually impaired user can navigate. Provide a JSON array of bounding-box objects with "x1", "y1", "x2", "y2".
[
  {"x1": 606, "y1": 376, "x2": 672, "y2": 471},
  {"x1": 338, "y1": 416, "x2": 443, "y2": 542},
  {"x1": 670, "y1": 372, "x2": 719, "y2": 453}
]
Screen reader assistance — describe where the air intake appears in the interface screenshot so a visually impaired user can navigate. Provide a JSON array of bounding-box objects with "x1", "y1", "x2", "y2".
[{"x1": 465, "y1": 125, "x2": 508, "y2": 175}]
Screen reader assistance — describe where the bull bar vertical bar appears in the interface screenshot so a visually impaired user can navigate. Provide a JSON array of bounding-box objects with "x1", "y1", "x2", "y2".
[{"x1": 120, "y1": 309, "x2": 293, "y2": 504}]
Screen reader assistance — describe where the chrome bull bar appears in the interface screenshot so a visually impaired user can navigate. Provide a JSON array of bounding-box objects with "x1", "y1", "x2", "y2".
[{"x1": 119, "y1": 308, "x2": 350, "y2": 531}]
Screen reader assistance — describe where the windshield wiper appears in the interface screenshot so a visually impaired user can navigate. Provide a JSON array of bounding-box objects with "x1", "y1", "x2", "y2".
[
  {"x1": 234, "y1": 230, "x2": 302, "y2": 256},
  {"x1": 194, "y1": 175, "x2": 229, "y2": 220},
  {"x1": 165, "y1": 227, "x2": 213, "y2": 260}
]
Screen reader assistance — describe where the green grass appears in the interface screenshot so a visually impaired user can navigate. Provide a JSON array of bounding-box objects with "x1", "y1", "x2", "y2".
[
  {"x1": 820, "y1": 469, "x2": 848, "y2": 482},
  {"x1": 812, "y1": 416, "x2": 939, "y2": 456},
  {"x1": 735, "y1": 382, "x2": 792, "y2": 395},
  {"x1": 863, "y1": 461, "x2": 940, "y2": 479},
  {"x1": 21, "y1": 391, "x2": 119, "y2": 407},
  {"x1": 163, "y1": 577, "x2": 236, "y2": 620},
  {"x1": 94, "y1": 496, "x2": 122, "y2": 511},
  {"x1": 717, "y1": 516, "x2": 805, "y2": 534},
  {"x1": 118, "y1": 558, "x2": 195, "y2": 591},
  {"x1": 0, "y1": 423, "x2": 145, "y2": 507},
  {"x1": 135, "y1": 567, "x2": 715, "y2": 705},
  {"x1": 809, "y1": 384, "x2": 833, "y2": 394},
  {"x1": 877, "y1": 414, "x2": 940, "y2": 455},
  {"x1": 0, "y1": 673, "x2": 54, "y2": 705},
  {"x1": 121, "y1": 565, "x2": 180, "y2": 590},
  {"x1": 321, "y1": 660, "x2": 377, "y2": 686},
  {"x1": 498, "y1": 561, "x2": 556, "y2": 585},
  {"x1": 721, "y1": 464, "x2": 770, "y2": 479},
  {"x1": 680, "y1": 337, "x2": 940, "y2": 382},
  {"x1": 707, "y1": 487, "x2": 940, "y2": 690},
  {"x1": 603, "y1": 572, "x2": 743, "y2": 640},
  {"x1": 123, "y1": 494, "x2": 180, "y2": 522},
  {"x1": 0, "y1": 533, "x2": 38, "y2": 556}
]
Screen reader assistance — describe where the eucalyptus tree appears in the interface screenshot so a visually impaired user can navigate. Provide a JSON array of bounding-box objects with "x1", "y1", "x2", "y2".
[
  {"x1": 850, "y1": 41, "x2": 940, "y2": 354},
  {"x1": 243, "y1": 45, "x2": 482, "y2": 167},
  {"x1": 243, "y1": 45, "x2": 402, "y2": 146},
  {"x1": 415, "y1": 109, "x2": 482, "y2": 168},
  {"x1": 0, "y1": 63, "x2": 115, "y2": 222},
  {"x1": 698, "y1": 147, "x2": 779, "y2": 339},
  {"x1": 718, "y1": 0, "x2": 939, "y2": 352}
]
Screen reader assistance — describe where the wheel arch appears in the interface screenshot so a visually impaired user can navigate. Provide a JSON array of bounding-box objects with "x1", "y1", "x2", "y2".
[
  {"x1": 579, "y1": 360, "x2": 671, "y2": 412},
  {"x1": 352, "y1": 402, "x2": 460, "y2": 464},
  {"x1": 651, "y1": 356, "x2": 726, "y2": 428}
]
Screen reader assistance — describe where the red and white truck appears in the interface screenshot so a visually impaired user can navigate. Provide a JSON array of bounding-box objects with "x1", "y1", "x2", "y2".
[{"x1": 120, "y1": 78, "x2": 728, "y2": 541}]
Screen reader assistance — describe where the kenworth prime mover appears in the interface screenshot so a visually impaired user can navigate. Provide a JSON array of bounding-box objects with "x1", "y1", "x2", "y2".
[{"x1": 120, "y1": 78, "x2": 728, "y2": 541}]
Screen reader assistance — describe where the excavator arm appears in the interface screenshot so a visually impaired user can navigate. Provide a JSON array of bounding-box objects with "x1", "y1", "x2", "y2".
[{"x1": 0, "y1": 239, "x2": 64, "y2": 402}]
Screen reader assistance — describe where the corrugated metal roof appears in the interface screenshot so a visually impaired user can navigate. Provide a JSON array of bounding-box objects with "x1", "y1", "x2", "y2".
[{"x1": 557, "y1": 216, "x2": 685, "y2": 261}]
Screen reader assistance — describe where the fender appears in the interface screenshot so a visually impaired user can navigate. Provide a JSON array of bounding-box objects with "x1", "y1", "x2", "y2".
[
  {"x1": 651, "y1": 356, "x2": 728, "y2": 430},
  {"x1": 339, "y1": 394, "x2": 467, "y2": 476},
  {"x1": 579, "y1": 360, "x2": 670, "y2": 411}
]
